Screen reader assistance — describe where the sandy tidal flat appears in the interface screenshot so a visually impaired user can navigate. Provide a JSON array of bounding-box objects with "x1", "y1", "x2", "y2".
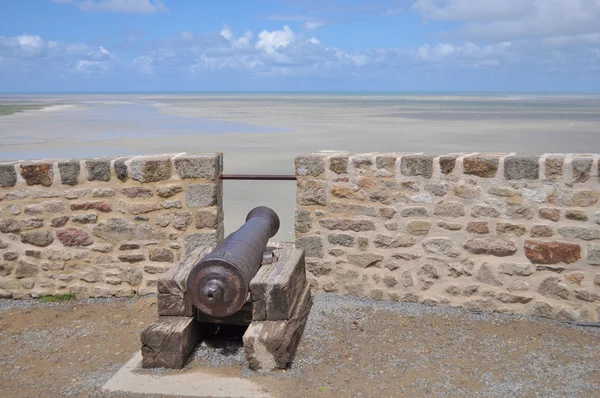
[{"x1": 1, "y1": 93, "x2": 599, "y2": 239}]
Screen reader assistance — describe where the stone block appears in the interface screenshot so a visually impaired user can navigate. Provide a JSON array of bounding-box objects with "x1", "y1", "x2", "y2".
[
  {"x1": 162, "y1": 200, "x2": 182, "y2": 209},
  {"x1": 114, "y1": 158, "x2": 129, "y2": 182},
  {"x1": 243, "y1": 284, "x2": 312, "y2": 371},
  {"x1": 498, "y1": 263, "x2": 534, "y2": 276},
  {"x1": 22, "y1": 218, "x2": 44, "y2": 230},
  {"x1": 44, "y1": 201, "x2": 67, "y2": 214},
  {"x1": 406, "y1": 220, "x2": 432, "y2": 235},
  {"x1": 545, "y1": 156, "x2": 564, "y2": 180},
  {"x1": 21, "y1": 230, "x2": 54, "y2": 247},
  {"x1": 539, "y1": 208, "x2": 560, "y2": 222},
  {"x1": 425, "y1": 182, "x2": 450, "y2": 197},
  {"x1": 319, "y1": 218, "x2": 375, "y2": 232},
  {"x1": 174, "y1": 154, "x2": 220, "y2": 179},
  {"x1": 453, "y1": 183, "x2": 480, "y2": 199},
  {"x1": 51, "y1": 216, "x2": 69, "y2": 227},
  {"x1": 3, "y1": 189, "x2": 29, "y2": 200},
  {"x1": 422, "y1": 237, "x2": 460, "y2": 257},
  {"x1": 565, "y1": 210, "x2": 588, "y2": 221},
  {"x1": 352, "y1": 156, "x2": 372, "y2": 169},
  {"x1": 471, "y1": 205, "x2": 500, "y2": 218},
  {"x1": 20, "y1": 162, "x2": 54, "y2": 186},
  {"x1": 71, "y1": 201, "x2": 112, "y2": 213},
  {"x1": 438, "y1": 221, "x2": 462, "y2": 231},
  {"x1": 294, "y1": 209, "x2": 312, "y2": 234},
  {"x1": 297, "y1": 179, "x2": 327, "y2": 206},
  {"x1": 296, "y1": 236, "x2": 323, "y2": 258},
  {"x1": 15, "y1": 260, "x2": 39, "y2": 279},
  {"x1": 0, "y1": 164, "x2": 17, "y2": 187},
  {"x1": 464, "y1": 238, "x2": 517, "y2": 257},
  {"x1": 57, "y1": 160, "x2": 80, "y2": 185},
  {"x1": 330, "y1": 184, "x2": 365, "y2": 200},
  {"x1": 557, "y1": 226, "x2": 600, "y2": 240},
  {"x1": 128, "y1": 203, "x2": 162, "y2": 215},
  {"x1": 571, "y1": 158, "x2": 592, "y2": 183},
  {"x1": 506, "y1": 203, "x2": 534, "y2": 220},
  {"x1": 0, "y1": 262, "x2": 14, "y2": 276},
  {"x1": 587, "y1": 244, "x2": 600, "y2": 266},
  {"x1": 504, "y1": 156, "x2": 539, "y2": 180},
  {"x1": 525, "y1": 240, "x2": 581, "y2": 264},
  {"x1": 328, "y1": 201, "x2": 378, "y2": 217},
  {"x1": 329, "y1": 156, "x2": 348, "y2": 174},
  {"x1": 327, "y1": 234, "x2": 354, "y2": 247},
  {"x1": 463, "y1": 155, "x2": 499, "y2": 178},
  {"x1": 531, "y1": 225, "x2": 554, "y2": 237},
  {"x1": 157, "y1": 184, "x2": 183, "y2": 198},
  {"x1": 72, "y1": 214, "x2": 98, "y2": 224},
  {"x1": 496, "y1": 222, "x2": 527, "y2": 236},
  {"x1": 548, "y1": 189, "x2": 599, "y2": 207},
  {"x1": 184, "y1": 232, "x2": 218, "y2": 254},
  {"x1": 186, "y1": 184, "x2": 217, "y2": 208},
  {"x1": 439, "y1": 155, "x2": 458, "y2": 174},
  {"x1": 56, "y1": 228, "x2": 93, "y2": 246},
  {"x1": 347, "y1": 253, "x2": 384, "y2": 268},
  {"x1": 0, "y1": 219, "x2": 21, "y2": 233},
  {"x1": 84, "y1": 159, "x2": 111, "y2": 181},
  {"x1": 195, "y1": 208, "x2": 219, "y2": 229},
  {"x1": 376, "y1": 156, "x2": 396, "y2": 172},
  {"x1": 149, "y1": 248, "x2": 174, "y2": 262},
  {"x1": 118, "y1": 253, "x2": 145, "y2": 263},
  {"x1": 434, "y1": 201, "x2": 466, "y2": 217},
  {"x1": 24, "y1": 204, "x2": 43, "y2": 215},
  {"x1": 374, "y1": 233, "x2": 416, "y2": 248},
  {"x1": 295, "y1": 155, "x2": 325, "y2": 177},
  {"x1": 467, "y1": 221, "x2": 489, "y2": 234},
  {"x1": 121, "y1": 187, "x2": 153, "y2": 198},
  {"x1": 488, "y1": 186, "x2": 516, "y2": 197},
  {"x1": 539, "y1": 276, "x2": 570, "y2": 300},
  {"x1": 131, "y1": 157, "x2": 172, "y2": 183},
  {"x1": 400, "y1": 155, "x2": 433, "y2": 178}
]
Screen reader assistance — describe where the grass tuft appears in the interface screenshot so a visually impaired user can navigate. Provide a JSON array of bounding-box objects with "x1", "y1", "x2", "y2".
[{"x1": 40, "y1": 293, "x2": 76, "y2": 303}]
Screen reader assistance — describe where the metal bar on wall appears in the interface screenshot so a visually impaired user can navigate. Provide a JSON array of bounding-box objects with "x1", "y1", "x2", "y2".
[{"x1": 220, "y1": 174, "x2": 297, "y2": 181}]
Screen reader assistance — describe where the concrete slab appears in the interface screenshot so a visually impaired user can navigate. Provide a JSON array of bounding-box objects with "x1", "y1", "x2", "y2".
[{"x1": 102, "y1": 352, "x2": 270, "y2": 398}]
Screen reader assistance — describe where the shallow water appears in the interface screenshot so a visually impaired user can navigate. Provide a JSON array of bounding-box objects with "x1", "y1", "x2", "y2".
[{"x1": 2, "y1": 92, "x2": 600, "y2": 240}]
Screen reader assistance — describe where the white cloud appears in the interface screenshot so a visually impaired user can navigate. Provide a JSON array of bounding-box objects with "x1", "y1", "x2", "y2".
[
  {"x1": 220, "y1": 25, "x2": 253, "y2": 49},
  {"x1": 53, "y1": 0, "x2": 168, "y2": 14},
  {"x1": 75, "y1": 59, "x2": 109, "y2": 74},
  {"x1": 0, "y1": 34, "x2": 116, "y2": 75},
  {"x1": 307, "y1": 37, "x2": 320, "y2": 45},
  {"x1": 413, "y1": 0, "x2": 600, "y2": 41},
  {"x1": 304, "y1": 21, "x2": 327, "y2": 30},
  {"x1": 256, "y1": 26, "x2": 295, "y2": 54}
]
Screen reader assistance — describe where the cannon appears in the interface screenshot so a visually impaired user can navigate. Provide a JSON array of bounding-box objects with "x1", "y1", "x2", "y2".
[
  {"x1": 186, "y1": 206, "x2": 280, "y2": 318},
  {"x1": 142, "y1": 205, "x2": 311, "y2": 371}
]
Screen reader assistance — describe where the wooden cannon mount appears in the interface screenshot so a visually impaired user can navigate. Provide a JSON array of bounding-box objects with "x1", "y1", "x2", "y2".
[{"x1": 140, "y1": 242, "x2": 312, "y2": 371}]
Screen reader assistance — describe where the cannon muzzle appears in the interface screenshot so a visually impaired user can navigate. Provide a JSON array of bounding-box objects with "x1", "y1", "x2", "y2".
[{"x1": 187, "y1": 206, "x2": 280, "y2": 317}]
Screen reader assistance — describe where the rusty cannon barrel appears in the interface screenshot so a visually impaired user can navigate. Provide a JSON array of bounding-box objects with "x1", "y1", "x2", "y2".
[{"x1": 187, "y1": 206, "x2": 280, "y2": 318}]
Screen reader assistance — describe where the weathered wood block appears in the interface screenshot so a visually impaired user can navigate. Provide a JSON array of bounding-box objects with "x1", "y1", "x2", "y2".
[
  {"x1": 157, "y1": 246, "x2": 213, "y2": 316},
  {"x1": 250, "y1": 243, "x2": 306, "y2": 321},
  {"x1": 140, "y1": 316, "x2": 200, "y2": 369},
  {"x1": 243, "y1": 283, "x2": 312, "y2": 371},
  {"x1": 197, "y1": 301, "x2": 253, "y2": 325}
]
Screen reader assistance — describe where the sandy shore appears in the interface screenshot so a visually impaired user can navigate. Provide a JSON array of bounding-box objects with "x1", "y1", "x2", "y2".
[{"x1": 1, "y1": 93, "x2": 599, "y2": 239}]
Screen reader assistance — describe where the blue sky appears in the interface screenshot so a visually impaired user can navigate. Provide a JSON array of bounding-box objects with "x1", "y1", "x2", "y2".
[{"x1": 1, "y1": 0, "x2": 599, "y2": 92}]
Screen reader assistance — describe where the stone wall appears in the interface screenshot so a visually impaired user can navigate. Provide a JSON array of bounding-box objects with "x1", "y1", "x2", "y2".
[
  {"x1": 0, "y1": 153, "x2": 223, "y2": 299},
  {"x1": 295, "y1": 152, "x2": 600, "y2": 322}
]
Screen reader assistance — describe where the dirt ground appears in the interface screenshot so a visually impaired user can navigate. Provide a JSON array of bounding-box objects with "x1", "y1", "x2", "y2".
[{"x1": 0, "y1": 294, "x2": 599, "y2": 398}]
